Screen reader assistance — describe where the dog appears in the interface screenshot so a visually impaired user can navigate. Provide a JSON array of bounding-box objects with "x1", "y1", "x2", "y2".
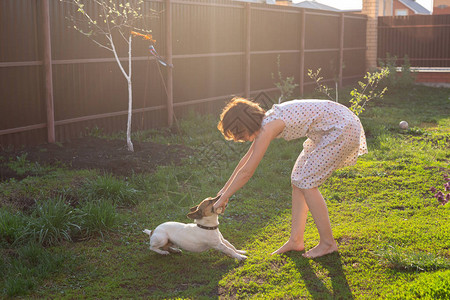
[{"x1": 143, "y1": 195, "x2": 247, "y2": 261}]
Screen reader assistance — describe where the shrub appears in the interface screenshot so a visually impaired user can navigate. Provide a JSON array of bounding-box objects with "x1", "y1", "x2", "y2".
[{"x1": 379, "y1": 54, "x2": 416, "y2": 89}]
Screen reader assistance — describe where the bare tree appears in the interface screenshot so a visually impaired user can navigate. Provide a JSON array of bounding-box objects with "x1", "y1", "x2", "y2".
[{"x1": 63, "y1": 0, "x2": 156, "y2": 151}]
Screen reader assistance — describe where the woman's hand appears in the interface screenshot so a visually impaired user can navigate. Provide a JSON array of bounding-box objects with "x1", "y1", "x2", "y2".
[{"x1": 213, "y1": 194, "x2": 229, "y2": 214}]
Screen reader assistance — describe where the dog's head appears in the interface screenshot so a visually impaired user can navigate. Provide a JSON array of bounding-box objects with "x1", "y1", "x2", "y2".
[{"x1": 187, "y1": 195, "x2": 222, "y2": 220}]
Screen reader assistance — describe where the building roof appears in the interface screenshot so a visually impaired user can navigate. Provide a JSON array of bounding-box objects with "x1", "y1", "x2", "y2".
[
  {"x1": 292, "y1": 0, "x2": 341, "y2": 12},
  {"x1": 398, "y1": 0, "x2": 432, "y2": 14}
]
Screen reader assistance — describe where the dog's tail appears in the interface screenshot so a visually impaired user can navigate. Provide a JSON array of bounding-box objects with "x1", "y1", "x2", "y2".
[{"x1": 143, "y1": 229, "x2": 153, "y2": 237}]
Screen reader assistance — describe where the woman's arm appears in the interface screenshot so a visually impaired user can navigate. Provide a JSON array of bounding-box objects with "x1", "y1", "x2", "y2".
[
  {"x1": 214, "y1": 119, "x2": 285, "y2": 210},
  {"x1": 218, "y1": 142, "x2": 255, "y2": 195}
]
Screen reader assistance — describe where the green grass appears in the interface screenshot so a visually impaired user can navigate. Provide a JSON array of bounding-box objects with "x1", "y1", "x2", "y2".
[{"x1": 0, "y1": 84, "x2": 449, "y2": 298}]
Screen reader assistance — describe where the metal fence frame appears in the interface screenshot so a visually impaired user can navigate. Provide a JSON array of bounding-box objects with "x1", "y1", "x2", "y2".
[{"x1": 378, "y1": 14, "x2": 450, "y2": 67}]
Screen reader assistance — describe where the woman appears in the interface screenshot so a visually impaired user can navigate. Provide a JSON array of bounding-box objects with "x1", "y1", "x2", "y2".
[{"x1": 213, "y1": 97, "x2": 367, "y2": 258}]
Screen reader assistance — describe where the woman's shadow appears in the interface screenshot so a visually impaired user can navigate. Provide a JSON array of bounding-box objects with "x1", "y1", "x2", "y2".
[{"x1": 286, "y1": 251, "x2": 354, "y2": 299}]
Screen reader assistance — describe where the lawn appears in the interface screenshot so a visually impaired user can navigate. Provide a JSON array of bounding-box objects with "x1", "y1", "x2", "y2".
[{"x1": 0, "y1": 84, "x2": 449, "y2": 299}]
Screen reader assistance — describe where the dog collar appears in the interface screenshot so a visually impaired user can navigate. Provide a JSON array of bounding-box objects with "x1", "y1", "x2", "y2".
[{"x1": 197, "y1": 224, "x2": 218, "y2": 230}]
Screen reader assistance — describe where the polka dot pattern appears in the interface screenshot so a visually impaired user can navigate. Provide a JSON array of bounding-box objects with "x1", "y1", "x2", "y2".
[{"x1": 262, "y1": 99, "x2": 368, "y2": 189}]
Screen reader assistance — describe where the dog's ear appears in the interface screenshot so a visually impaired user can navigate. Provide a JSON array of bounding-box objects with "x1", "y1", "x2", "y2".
[
  {"x1": 189, "y1": 205, "x2": 199, "y2": 212},
  {"x1": 187, "y1": 209, "x2": 202, "y2": 220}
]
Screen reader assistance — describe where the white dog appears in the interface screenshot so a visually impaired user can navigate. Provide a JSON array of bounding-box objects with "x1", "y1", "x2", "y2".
[{"x1": 143, "y1": 196, "x2": 247, "y2": 261}]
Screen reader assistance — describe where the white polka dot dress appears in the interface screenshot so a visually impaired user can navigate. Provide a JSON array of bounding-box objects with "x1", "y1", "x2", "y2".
[{"x1": 261, "y1": 99, "x2": 368, "y2": 189}]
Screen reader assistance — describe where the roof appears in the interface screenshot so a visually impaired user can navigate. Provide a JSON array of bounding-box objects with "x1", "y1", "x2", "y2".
[
  {"x1": 292, "y1": 0, "x2": 341, "y2": 12},
  {"x1": 398, "y1": 0, "x2": 432, "y2": 14}
]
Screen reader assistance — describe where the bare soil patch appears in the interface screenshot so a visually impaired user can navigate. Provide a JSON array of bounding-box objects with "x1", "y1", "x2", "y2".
[{"x1": 0, "y1": 136, "x2": 191, "y2": 180}]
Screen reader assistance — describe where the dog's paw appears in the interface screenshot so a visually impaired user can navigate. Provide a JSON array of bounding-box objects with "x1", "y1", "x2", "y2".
[
  {"x1": 150, "y1": 247, "x2": 170, "y2": 255},
  {"x1": 237, "y1": 255, "x2": 248, "y2": 261},
  {"x1": 168, "y1": 247, "x2": 182, "y2": 254}
]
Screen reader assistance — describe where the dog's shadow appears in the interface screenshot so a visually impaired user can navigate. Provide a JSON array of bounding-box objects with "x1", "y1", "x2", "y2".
[
  {"x1": 286, "y1": 252, "x2": 354, "y2": 299},
  {"x1": 139, "y1": 249, "x2": 237, "y2": 297}
]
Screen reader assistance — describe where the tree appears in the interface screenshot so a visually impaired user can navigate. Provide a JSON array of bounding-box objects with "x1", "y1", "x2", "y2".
[{"x1": 63, "y1": 0, "x2": 155, "y2": 151}]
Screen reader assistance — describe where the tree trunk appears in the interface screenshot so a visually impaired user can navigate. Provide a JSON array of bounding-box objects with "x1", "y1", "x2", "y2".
[{"x1": 126, "y1": 35, "x2": 134, "y2": 152}]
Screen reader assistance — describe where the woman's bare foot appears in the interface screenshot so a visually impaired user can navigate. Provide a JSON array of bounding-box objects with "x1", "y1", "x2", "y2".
[
  {"x1": 302, "y1": 242, "x2": 338, "y2": 258},
  {"x1": 271, "y1": 240, "x2": 304, "y2": 255}
]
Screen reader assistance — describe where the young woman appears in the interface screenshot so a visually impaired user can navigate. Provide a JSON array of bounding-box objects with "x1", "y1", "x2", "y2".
[{"x1": 213, "y1": 97, "x2": 367, "y2": 258}]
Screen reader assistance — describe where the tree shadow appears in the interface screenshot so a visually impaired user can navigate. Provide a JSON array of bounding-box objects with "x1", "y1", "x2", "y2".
[{"x1": 286, "y1": 251, "x2": 354, "y2": 300}]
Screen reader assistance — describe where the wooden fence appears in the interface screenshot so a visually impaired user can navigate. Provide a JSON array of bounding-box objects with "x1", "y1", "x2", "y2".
[
  {"x1": 378, "y1": 14, "x2": 450, "y2": 67},
  {"x1": 0, "y1": 0, "x2": 367, "y2": 148}
]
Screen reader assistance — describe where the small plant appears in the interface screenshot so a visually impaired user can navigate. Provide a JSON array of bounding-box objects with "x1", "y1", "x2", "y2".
[
  {"x1": 272, "y1": 55, "x2": 299, "y2": 103},
  {"x1": 349, "y1": 68, "x2": 390, "y2": 116},
  {"x1": 429, "y1": 174, "x2": 450, "y2": 205},
  {"x1": 307, "y1": 68, "x2": 335, "y2": 101},
  {"x1": 7, "y1": 153, "x2": 48, "y2": 177},
  {"x1": 308, "y1": 67, "x2": 389, "y2": 116},
  {"x1": 23, "y1": 196, "x2": 80, "y2": 246}
]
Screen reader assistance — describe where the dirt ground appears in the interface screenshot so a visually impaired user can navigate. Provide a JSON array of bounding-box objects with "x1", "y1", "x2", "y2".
[{"x1": 0, "y1": 136, "x2": 191, "y2": 181}]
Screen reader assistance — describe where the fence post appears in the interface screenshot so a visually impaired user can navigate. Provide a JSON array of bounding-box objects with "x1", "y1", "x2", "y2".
[
  {"x1": 245, "y1": 3, "x2": 251, "y2": 99},
  {"x1": 42, "y1": 0, "x2": 55, "y2": 143},
  {"x1": 299, "y1": 9, "x2": 305, "y2": 96},
  {"x1": 166, "y1": 0, "x2": 174, "y2": 127},
  {"x1": 339, "y1": 13, "x2": 345, "y2": 88}
]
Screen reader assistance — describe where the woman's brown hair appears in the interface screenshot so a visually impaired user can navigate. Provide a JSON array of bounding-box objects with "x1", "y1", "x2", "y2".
[{"x1": 217, "y1": 97, "x2": 266, "y2": 142}]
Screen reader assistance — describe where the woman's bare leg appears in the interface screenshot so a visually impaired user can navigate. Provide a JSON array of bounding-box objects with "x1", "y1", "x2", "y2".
[
  {"x1": 271, "y1": 185, "x2": 309, "y2": 255},
  {"x1": 301, "y1": 187, "x2": 338, "y2": 258}
]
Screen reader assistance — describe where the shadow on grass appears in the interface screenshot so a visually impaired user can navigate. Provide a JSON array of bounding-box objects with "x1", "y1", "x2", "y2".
[
  {"x1": 287, "y1": 252, "x2": 354, "y2": 300},
  {"x1": 138, "y1": 250, "x2": 235, "y2": 299}
]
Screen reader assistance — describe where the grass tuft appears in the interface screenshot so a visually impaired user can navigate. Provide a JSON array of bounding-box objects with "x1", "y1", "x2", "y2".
[
  {"x1": 375, "y1": 245, "x2": 450, "y2": 271},
  {"x1": 77, "y1": 200, "x2": 119, "y2": 238},
  {"x1": 22, "y1": 196, "x2": 80, "y2": 246},
  {"x1": 80, "y1": 174, "x2": 139, "y2": 207}
]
